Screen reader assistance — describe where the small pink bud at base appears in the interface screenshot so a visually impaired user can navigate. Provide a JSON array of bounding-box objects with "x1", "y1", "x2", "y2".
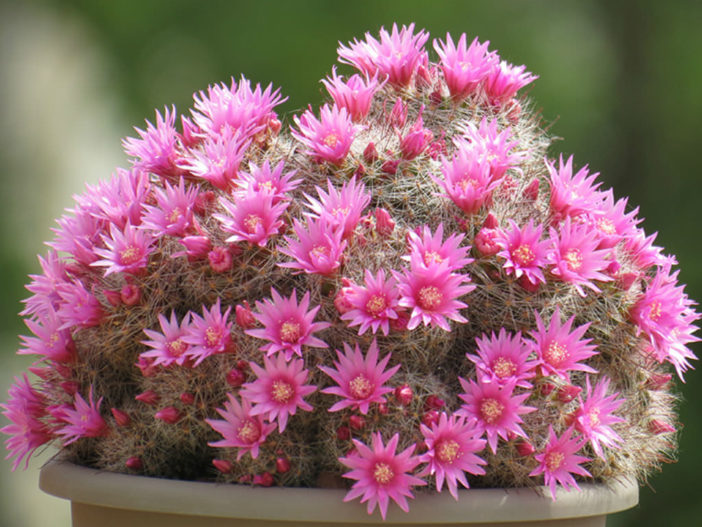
[
  {"x1": 111, "y1": 408, "x2": 131, "y2": 427},
  {"x1": 523, "y1": 178, "x2": 540, "y2": 201},
  {"x1": 646, "y1": 373, "x2": 673, "y2": 390},
  {"x1": 125, "y1": 457, "x2": 143, "y2": 470},
  {"x1": 353, "y1": 164, "x2": 366, "y2": 178},
  {"x1": 336, "y1": 426, "x2": 351, "y2": 440},
  {"x1": 557, "y1": 384, "x2": 582, "y2": 403},
  {"x1": 649, "y1": 419, "x2": 676, "y2": 435},
  {"x1": 226, "y1": 368, "x2": 245, "y2": 387},
  {"x1": 276, "y1": 457, "x2": 291, "y2": 474},
  {"x1": 374, "y1": 208, "x2": 395, "y2": 236},
  {"x1": 381, "y1": 159, "x2": 401, "y2": 175},
  {"x1": 208, "y1": 246, "x2": 233, "y2": 272},
  {"x1": 389, "y1": 311, "x2": 410, "y2": 331},
  {"x1": 268, "y1": 117, "x2": 282, "y2": 136},
  {"x1": 389, "y1": 98, "x2": 407, "y2": 127},
  {"x1": 377, "y1": 402, "x2": 389, "y2": 415},
  {"x1": 617, "y1": 272, "x2": 639, "y2": 290},
  {"x1": 236, "y1": 360, "x2": 248, "y2": 371},
  {"x1": 334, "y1": 286, "x2": 354, "y2": 315},
  {"x1": 429, "y1": 89, "x2": 443, "y2": 107},
  {"x1": 515, "y1": 440, "x2": 535, "y2": 457},
  {"x1": 179, "y1": 235, "x2": 212, "y2": 258},
  {"x1": 103, "y1": 289, "x2": 122, "y2": 307},
  {"x1": 60, "y1": 381, "x2": 79, "y2": 395},
  {"x1": 540, "y1": 382, "x2": 556, "y2": 396},
  {"x1": 253, "y1": 472, "x2": 274, "y2": 487},
  {"x1": 155, "y1": 406, "x2": 182, "y2": 424},
  {"x1": 518, "y1": 275, "x2": 541, "y2": 293},
  {"x1": 349, "y1": 415, "x2": 366, "y2": 431},
  {"x1": 474, "y1": 228, "x2": 500, "y2": 256},
  {"x1": 235, "y1": 302, "x2": 256, "y2": 329},
  {"x1": 135, "y1": 390, "x2": 160, "y2": 405},
  {"x1": 135, "y1": 356, "x2": 158, "y2": 378},
  {"x1": 483, "y1": 213, "x2": 499, "y2": 229},
  {"x1": 422, "y1": 410, "x2": 440, "y2": 428},
  {"x1": 363, "y1": 142, "x2": 378, "y2": 163},
  {"x1": 120, "y1": 284, "x2": 141, "y2": 305},
  {"x1": 213, "y1": 459, "x2": 233, "y2": 474},
  {"x1": 179, "y1": 392, "x2": 195, "y2": 405},
  {"x1": 395, "y1": 384, "x2": 413, "y2": 405},
  {"x1": 425, "y1": 395, "x2": 445, "y2": 410}
]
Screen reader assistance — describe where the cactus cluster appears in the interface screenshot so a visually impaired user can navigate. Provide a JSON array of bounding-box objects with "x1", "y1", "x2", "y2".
[{"x1": 2, "y1": 23, "x2": 698, "y2": 519}]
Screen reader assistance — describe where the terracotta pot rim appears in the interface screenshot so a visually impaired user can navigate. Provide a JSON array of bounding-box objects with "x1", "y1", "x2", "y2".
[{"x1": 39, "y1": 459, "x2": 639, "y2": 524}]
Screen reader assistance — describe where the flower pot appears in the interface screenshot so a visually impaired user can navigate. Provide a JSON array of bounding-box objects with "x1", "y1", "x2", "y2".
[{"x1": 39, "y1": 459, "x2": 638, "y2": 526}]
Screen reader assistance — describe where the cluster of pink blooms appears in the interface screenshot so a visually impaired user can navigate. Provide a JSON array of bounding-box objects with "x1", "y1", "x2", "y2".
[{"x1": 2, "y1": 23, "x2": 699, "y2": 520}]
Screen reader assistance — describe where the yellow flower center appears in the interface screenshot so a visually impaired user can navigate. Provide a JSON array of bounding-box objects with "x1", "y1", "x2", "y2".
[
  {"x1": 423, "y1": 251, "x2": 444, "y2": 266},
  {"x1": 544, "y1": 341, "x2": 569, "y2": 367},
  {"x1": 244, "y1": 214, "x2": 262, "y2": 234},
  {"x1": 513, "y1": 244, "x2": 535, "y2": 266},
  {"x1": 168, "y1": 207, "x2": 182, "y2": 224},
  {"x1": 167, "y1": 339, "x2": 187, "y2": 357},
  {"x1": 493, "y1": 356, "x2": 517, "y2": 378},
  {"x1": 418, "y1": 286, "x2": 442, "y2": 310},
  {"x1": 348, "y1": 374, "x2": 374, "y2": 399},
  {"x1": 324, "y1": 133, "x2": 340, "y2": 148},
  {"x1": 436, "y1": 439, "x2": 461, "y2": 464},
  {"x1": 545, "y1": 451, "x2": 564, "y2": 472},
  {"x1": 596, "y1": 217, "x2": 616, "y2": 235},
  {"x1": 119, "y1": 245, "x2": 142, "y2": 265},
  {"x1": 373, "y1": 462, "x2": 394, "y2": 485},
  {"x1": 365, "y1": 295, "x2": 387, "y2": 316},
  {"x1": 564, "y1": 248, "x2": 582, "y2": 271},
  {"x1": 649, "y1": 301, "x2": 662, "y2": 322},
  {"x1": 279, "y1": 320, "x2": 301, "y2": 343},
  {"x1": 480, "y1": 398, "x2": 504, "y2": 424},
  {"x1": 311, "y1": 245, "x2": 329, "y2": 259},
  {"x1": 271, "y1": 379, "x2": 295, "y2": 404},
  {"x1": 205, "y1": 327, "x2": 222, "y2": 348},
  {"x1": 237, "y1": 419, "x2": 261, "y2": 443},
  {"x1": 588, "y1": 407, "x2": 601, "y2": 428}
]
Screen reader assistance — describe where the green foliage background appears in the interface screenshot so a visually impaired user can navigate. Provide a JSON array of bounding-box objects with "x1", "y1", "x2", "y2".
[{"x1": 0, "y1": 1, "x2": 700, "y2": 525}]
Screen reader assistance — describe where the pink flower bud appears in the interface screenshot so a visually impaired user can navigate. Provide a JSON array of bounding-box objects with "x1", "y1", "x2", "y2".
[
  {"x1": 28, "y1": 366, "x2": 51, "y2": 380},
  {"x1": 374, "y1": 208, "x2": 395, "y2": 236},
  {"x1": 235, "y1": 301, "x2": 256, "y2": 329},
  {"x1": 617, "y1": 272, "x2": 639, "y2": 290},
  {"x1": 268, "y1": 117, "x2": 282, "y2": 136},
  {"x1": 474, "y1": 227, "x2": 500, "y2": 255},
  {"x1": 179, "y1": 235, "x2": 212, "y2": 259},
  {"x1": 389, "y1": 97, "x2": 407, "y2": 127},
  {"x1": 395, "y1": 384, "x2": 413, "y2": 405},
  {"x1": 515, "y1": 440, "x2": 535, "y2": 457},
  {"x1": 518, "y1": 275, "x2": 541, "y2": 292},
  {"x1": 125, "y1": 456, "x2": 143, "y2": 470},
  {"x1": 179, "y1": 392, "x2": 195, "y2": 405},
  {"x1": 236, "y1": 360, "x2": 248, "y2": 371},
  {"x1": 354, "y1": 164, "x2": 366, "y2": 178},
  {"x1": 349, "y1": 415, "x2": 366, "y2": 431},
  {"x1": 111, "y1": 408, "x2": 131, "y2": 427},
  {"x1": 426, "y1": 138, "x2": 446, "y2": 160},
  {"x1": 334, "y1": 286, "x2": 355, "y2": 315},
  {"x1": 194, "y1": 191, "x2": 216, "y2": 214},
  {"x1": 253, "y1": 472, "x2": 274, "y2": 487},
  {"x1": 135, "y1": 356, "x2": 158, "y2": 378},
  {"x1": 60, "y1": 381, "x2": 79, "y2": 395},
  {"x1": 400, "y1": 118, "x2": 433, "y2": 160},
  {"x1": 120, "y1": 284, "x2": 141, "y2": 305},
  {"x1": 103, "y1": 289, "x2": 122, "y2": 307},
  {"x1": 425, "y1": 395, "x2": 445, "y2": 410},
  {"x1": 649, "y1": 419, "x2": 676, "y2": 435},
  {"x1": 557, "y1": 384, "x2": 582, "y2": 403},
  {"x1": 336, "y1": 426, "x2": 351, "y2": 440},
  {"x1": 363, "y1": 142, "x2": 379, "y2": 163},
  {"x1": 483, "y1": 213, "x2": 499, "y2": 229},
  {"x1": 429, "y1": 89, "x2": 443, "y2": 107},
  {"x1": 208, "y1": 246, "x2": 233, "y2": 272},
  {"x1": 422, "y1": 410, "x2": 440, "y2": 428},
  {"x1": 155, "y1": 406, "x2": 182, "y2": 424},
  {"x1": 540, "y1": 382, "x2": 556, "y2": 396},
  {"x1": 508, "y1": 100, "x2": 522, "y2": 123},
  {"x1": 523, "y1": 178, "x2": 539, "y2": 201},
  {"x1": 606, "y1": 261, "x2": 621, "y2": 275},
  {"x1": 212, "y1": 459, "x2": 233, "y2": 474},
  {"x1": 389, "y1": 311, "x2": 410, "y2": 332},
  {"x1": 377, "y1": 402, "x2": 389, "y2": 415},
  {"x1": 276, "y1": 457, "x2": 291, "y2": 474},
  {"x1": 226, "y1": 368, "x2": 246, "y2": 387},
  {"x1": 135, "y1": 390, "x2": 160, "y2": 405},
  {"x1": 381, "y1": 159, "x2": 401, "y2": 175},
  {"x1": 646, "y1": 373, "x2": 673, "y2": 390}
]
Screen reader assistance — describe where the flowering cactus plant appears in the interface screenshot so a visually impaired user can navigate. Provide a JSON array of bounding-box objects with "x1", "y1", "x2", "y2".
[{"x1": 2, "y1": 23, "x2": 699, "y2": 520}]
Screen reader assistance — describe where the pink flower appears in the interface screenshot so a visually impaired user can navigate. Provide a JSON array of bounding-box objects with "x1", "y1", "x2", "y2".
[
  {"x1": 395, "y1": 264, "x2": 474, "y2": 331},
  {"x1": 216, "y1": 188, "x2": 288, "y2": 247},
  {"x1": 572, "y1": 376, "x2": 625, "y2": 459},
  {"x1": 399, "y1": 112, "x2": 433, "y2": 160},
  {"x1": 1, "y1": 375, "x2": 52, "y2": 470},
  {"x1": 630, "y1": 266, "x2": 699, "y2": 380},
  {"x1": 319, "y1": 340, "x2": 400, "y2": 414},
  {"x1": 418, "y1": 412, "x2": 487, "y2": 499},
  {"x1": 240, "y1": 355, "x2": 316, "y2": 432},
  {"x1": 433, "y1": 34, "x2": 497, "y2": 100},
  {"x1": 19, "y1": 309, "x2": 76, "y2": 363},
  {"x1": 547, "y1": 155, "x2": 603, "y2": 220},
  {"x1": 459, "y1": 118, "x2": 525, "y2": 182},
  {"x1": 246, "y1": 289, "x2": 330, "y2": 360},
  {"x1": 433, "y1": 144, "x2": 499, "y2": 214},
  {"x1": 340, "y1": 269, "x2": 401, "y2": 336},
  {"x1": 548, "y1": 218, "x2": 613, "y2": 296},
  {"x1": 528, "y1": 308, "x2": 599, "y2": 380},
  {"x1": 206, "y1": 394, "x2": 275, "y2": 460},
  {"x1": 291, "y1": 104, "x2": 358, "y2": 165},
  {"x1": 482, "y1": 60, "x2": 538, "y2": 106},
  {"x1": 303, "y1": 176, "x2": 371, "y2": 239},
  {"x1": 278, "y1": 217, "x2": 347, "y2": 276},
  {"x1": 55, "y1": 281, "x2": 104, "y2": 329},
  {"x1": 322, "y1": 67, "x2": 382, "y2": 121},
  {"x1": 586, "y1": 190, "x2": 641, "y2": 249},
  {"x1": 191, "y1": 76, "x2": 285, "y2": 138},
  {"x1": 140, "y1": 311, "x2": 192, "y2": 367},
  {"x1": 338, "y1": 23, "x2": 429, "y2": 88},
  {"x1": 141, "y1": 177, "x2": 198, "y2": 238},
  {"x1": 466, "y1": 328, "x2": 537, "y2": 389},
  {"x1": 122, "y1": 106, "x2": 182, "y2": 178},
  {"x1": 21, "y1": 251, "x2": 68, "y2": 318},
  {"x1": 496, "y1": 219, "x2": 550, "y2": 286},
  {"x1": 529, "y1": 426, "x2": 591, "y2": 500},
  {"x1": 49, "y1": 206, "x2": 103, "y2": 266},
  {"x1": 181, "y1": 128, "x2": 250, "y2": 190},
  {"x1": 458, "y1": 378, "x2": 535, "y2": 453},
  {"x1": 405, "y1": 223, "x2": 473, "y2": 272},
  {"x1": 92, "y1": 222, "x2": 154, "y2": 276},
  {"x1": 235, "y1": 160, "x2": 301, "y2": 203},
  {"x1": 339, "y1": 432, "x2": 426, "y2": 519},
  {"x1": 54, "y1": 388, "x2": 108, "y2": 445},
  {"x1": 182, "y1": 300, "x2": 233, "y2": 366}
]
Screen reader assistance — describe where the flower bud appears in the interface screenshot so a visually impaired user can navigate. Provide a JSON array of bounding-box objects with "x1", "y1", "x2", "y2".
[
  {"x1": 212, "y1": 459, "x2": 233, "y2": 474},
  {"x1": 422, "y1": 410, "x2": 440, "y2": 428},
  {"x1": 374, "y1": 208, "x2": 395, "y2": 236},
  {"x1": 515, "y1": 440, "x2": 535, "y2": 457},
  {"x1": 474, "y1": 227, "x2": 500, "y2": 256},
  {"x1": 523, "y1": 178, "x2": 539, "y2": 201},
  {"x1": 135, "y1": 390, "x2": 160, "y2": 405},
  {"x1": 226, "y1": 368, "x2": 246, "y2": 387},
  {"x1": 179, "y1": 392, "x2": 195, "y2": 405},
  {"x1": 125, "y1": 456, "x2": 143, "y2": 470},
  {"x1": 155, "y1": 406, "x2": 182, "y2": 424},
  {"x1": 518, "y1": 275, "x2": 541, "y2": 293},
  {"x1": 540, "y1": 382, "x2": 556, "y2": 396},
  {"x1": 334, "y1": 285, "x2": 355, "y2": 315},
  {"x1": 646, "y1": 373, "x2": 673, "y2": 391},
  {"x1": 208, "y1": 246, "x2": 233, "y2": 273},
  {"x1": 60, "y1": 381, "x2": 79, "y2": 395},
  {"x1": 349, "y1": 415, "x2": 366, "y2": 431},
  {"x1": 381, "y1": 159, "x2": 401, "y2": 175},
  {"x1": 103, "y1": 289, "x2": 122, "y2": 307},
  {"x1": 235, "y1": 301, "x2": 256, "y2": 329},
  {"x1": 425, "y1": 395, "x2": 445, "y2": 410},
  {"x1": 363, "y1": 142, "x2": 379, "y2": 163},
  {"x1": 276, "y1": 457, "x2": 291, "y2": 474},
  {"x1": 395, "y1": 384, "x2": 413, "y2": 405},
  {"x1": 557, "y1": 384, "x2": 582, "y2": 404},
  {"x1": 111, "y1": 408, "x2": 131, "y2": 427},
  {"x1": 120, "y1": 284, "x2": 141, "y2": 306},
  {"x1": 649, "y1": 419, "x2": 676, "y2": 435},
  {"x1": 253, "y1": 472, "x2": 274, "y2": 487},
  {"x1": 336, "y1": 426, "x2": 351, "y2": 440}
]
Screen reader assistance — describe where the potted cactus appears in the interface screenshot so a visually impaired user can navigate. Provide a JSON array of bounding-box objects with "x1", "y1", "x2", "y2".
[{"x1": 2, "y1": 23, "x2": 696, "y2": 526}]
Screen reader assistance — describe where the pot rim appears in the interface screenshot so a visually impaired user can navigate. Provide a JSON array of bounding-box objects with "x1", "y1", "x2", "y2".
[{"x1": 39, "y1": 459, "x2": 638, "y2": 524}]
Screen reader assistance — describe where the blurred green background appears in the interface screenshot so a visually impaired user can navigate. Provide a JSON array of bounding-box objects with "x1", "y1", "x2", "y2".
[{"x1": 1, "y1": 0, "x2": 700, "y2": 525}]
